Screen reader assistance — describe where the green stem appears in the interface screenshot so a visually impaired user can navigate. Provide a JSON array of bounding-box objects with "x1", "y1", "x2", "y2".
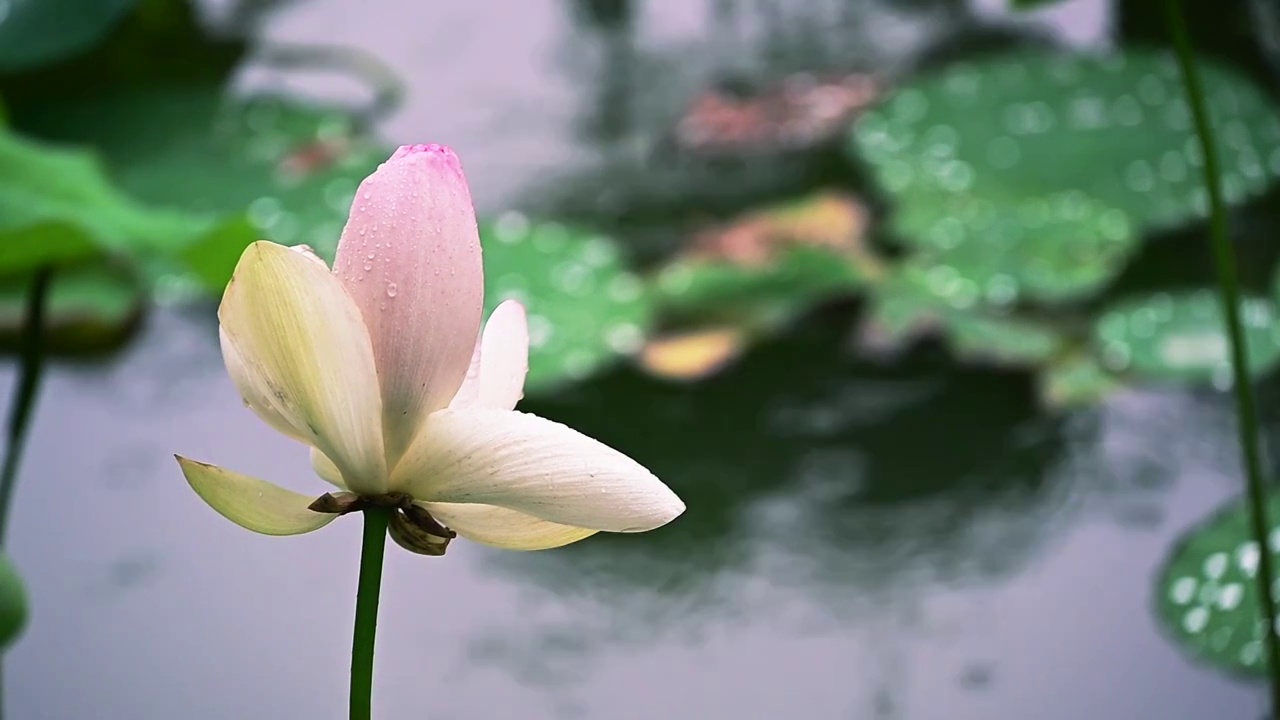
[
  {"x1": 0, "y1": 268, "x2": 52, "y2": 545},
  {"x1": 350, "y1": 508, "x2": 390, "y2": 720},
  {"x1": 1165, "y1": 0, "x2": 1280, "y2": 712},
  {"x1": 0, "y1": 267, "x2": 52, "y2": 720}
]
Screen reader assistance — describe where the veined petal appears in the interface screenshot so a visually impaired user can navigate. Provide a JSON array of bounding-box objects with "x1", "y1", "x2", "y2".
[
  {"x1": 218, "y1": 241, "x2": 387, "y2": 495},
  {"x1": 449, "y1": 300, "x2": 529, "y2": 411},
  {"x1": 219, "y1": 328, "x2": 307, "y2": 444},
  {"x1": 310, "y1": 448, "x2": 345, "y2": 489},
  {"x1": 333, "y1": 144, "x2": 484, "y2": 467},
  {"x1": 177, "y1": 456, "x2": 334, "y2": 536},
  {"x1": 394, "y1": 409, "x2": 684, "y2": 532},
  {"x1": 420, "y1": 501, "x2": 596, "y2": 550}
]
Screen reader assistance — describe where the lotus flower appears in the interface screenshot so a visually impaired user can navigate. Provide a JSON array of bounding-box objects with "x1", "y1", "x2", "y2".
[{"x1": 177, "y1": 144, "x2": 684, "y2": 553}]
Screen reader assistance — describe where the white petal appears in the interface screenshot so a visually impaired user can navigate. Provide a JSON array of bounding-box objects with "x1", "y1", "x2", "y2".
[
  {"x1": 310, "y1": 448, "x2": 346, "y2": 488},
  {"x1": 448, "y1": 336, "x2": 484, "y2": 410},
  {"x1": 476, "y1": 300, "x2": 529, "y2": 410},
  {"x1": 449, "y1": 300, "x2": 529, "y2": 411},
  {"x1": 178, "y1": 456, "x2": 335, "y2": 536},
  {"x1": 332, "y1": 145, "x2": 484, "y2": 466},
  {"x1": 219, "y1": 241, "x2": 387, "y2": 495},
  {"x1": 419, "y1": 501, "x2": 596, "y2": 550},
  {"x1": 393, "y1": 409, "x2": 685, "y2": 532}
]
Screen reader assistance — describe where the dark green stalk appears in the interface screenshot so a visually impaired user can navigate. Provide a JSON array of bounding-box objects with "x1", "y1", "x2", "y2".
[
  {"x1": 350, "y1": 508, "x2": 390, "y2": 720},
  {"x1": 0, "y1": 268, "x2": 52, "y2": 545},
  {"x1": 0, "y1": 266, "x2": 52, "y2": 720},
  {"x1": 1166, "y1": 0, "x2": 1280, "y2": 711}
]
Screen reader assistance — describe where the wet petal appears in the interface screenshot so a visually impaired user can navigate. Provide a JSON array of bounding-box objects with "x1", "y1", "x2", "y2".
[
  {"x1": 177, "y1": 456, "x2": 335, "y2": 536},
  {"x1": 394, "y1": 409, "x2": 684, "y2": 532},
  {"x1": 419, "y1": 501, "x2": 596, "y2": 550},
  {"x1": 333, "y1": 144, "x2": 484, "y2": 467},
  {"x1": 219, "y1": 241, "x2": 387, "y2": 495},
  {"x1": 449, "y1": 300, "x2": 529, "y2": 411}
]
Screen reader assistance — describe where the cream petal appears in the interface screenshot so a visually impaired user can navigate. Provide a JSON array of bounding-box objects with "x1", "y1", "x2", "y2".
[
  {"x1": 394, "y1": 409, "x2": 685, "y2": 532},
  {"x1": 448, "y1": 300, "x2": 529, "y2": 411},
  {"x1": 310, "y1": 448, "x2": 346, "y2": 488},
  {"x1": 218, "y1": 241, "x2": 387, "y2": 495},
  {"x1": 333, "y1": 144, "x2": 484, "y2": 467},
  {"x1": 219, "y1": 328, "x2": 308, "y2": 444},
  {"x1": 420, "y1": 501, "x2": 596, "y2": 550},
  {"x1": 177, "y1": 456, "x2": 335, "y2": 536}
]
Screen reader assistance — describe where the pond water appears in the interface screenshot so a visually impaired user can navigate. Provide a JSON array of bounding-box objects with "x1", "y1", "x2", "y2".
[{"x1": 4, "y1": 0, "x2": 1274, "y2": 718}]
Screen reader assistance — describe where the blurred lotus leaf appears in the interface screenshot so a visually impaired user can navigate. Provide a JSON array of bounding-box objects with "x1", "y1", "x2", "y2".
[
  {"x1": 0, "y1": 221, "x2": 144, "y2": 353},
  {"x1": 1155, "y1": 492, "x2": 1280, "y2": 677},
  {"x1": 0, "y1": 223, "x2": 102, "y2": 277},
  {"x1": 0, "y1": 123, "x2": 257, "y2": 352},
  {"x1": 0, "y1": 552, "x2": 27, "y2": 651},
  {"x1": 888, "y1": 187, "x2": 1136, "y2": 304},
  {"x1": 175, "y1": 217, "x2": 262, "y2": 293},
  {"x1": 1037, "y1": 351, "x2": 1119, "y2": 409},
  {"x1": 0, "y1": 126, "x2": 199, "y2": 257},
  {"x1": 116, "y1": 93, "x2": 385, "y2": 264},
  {"x1": 656, "y1": 247, "x2": 868, "y2": 326},
  {"x1": 481, "y1": 213, "x2": 653, "y2": 392},
  {"x1": 947, "y1": 312, "x2": 1065, "y2": 366},
  {"x1": 862, "y1": 266, "x2": 945, "y2": 347},
  {"x1": 641, "y1": 193, "x2": 875, "y2": 379},
  {"x1": 0, "y1": 262, "x2": 144, "y2": 355},
  {"x1": 1092, "y1": 290, "x2": 1280, "y2": 383},
  {"x1": 0, "y1": 0, "x2": 137, "y2": 72},
  {"x1": 850, "y1": 51, "x2": 1280, "y2": 305},
  {"x1": 862, "y1": 263, "x2": 1065, "y2": 369},
  {"x1": 13, "y1": 87, "x2": 389, "y2": 295}
]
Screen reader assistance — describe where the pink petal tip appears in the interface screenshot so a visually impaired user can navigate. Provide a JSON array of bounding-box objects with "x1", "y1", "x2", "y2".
[{"x1": 390, "y1": 144, "x2": 463, "y2": 174}]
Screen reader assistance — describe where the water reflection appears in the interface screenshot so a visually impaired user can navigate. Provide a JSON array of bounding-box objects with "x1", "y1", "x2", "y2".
[
  {"x1": 462, "y1": 313, "x2": 1256, "y2": 719},
  {"x1": 509, "y1": 315, "x2": 1071, "y2": 598},
  {"x1": 471, "y1": 314, "x2": 1081, "y2": 691}
]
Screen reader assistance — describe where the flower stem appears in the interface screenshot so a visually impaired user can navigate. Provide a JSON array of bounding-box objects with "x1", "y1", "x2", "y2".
[
  {"x1": 1165, "y1": 0, "x2": 1280, "y2": 712},
  {"x1": 0, "y1": 267, "x2": 52, "y2": 720},
  {"x1": 350, "y1": 507, "x2": 390, "y2": 720},
  {"x1": 0, "y1": 267, "x2": 52, "y2": 545}
]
